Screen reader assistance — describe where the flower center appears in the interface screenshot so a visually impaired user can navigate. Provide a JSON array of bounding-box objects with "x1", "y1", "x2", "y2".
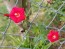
[
  {"x1": 14, "y1": 13, "x2": 20, "y2": 17},
  {"x1": 52, "y1": 35, "x2": 56, "y2": 39}
]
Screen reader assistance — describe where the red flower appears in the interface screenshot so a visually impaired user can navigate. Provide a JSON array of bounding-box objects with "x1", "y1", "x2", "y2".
[
  {"x1": 47, "y1": 30, "x2": 59, "y2": 42},
  {"x1": 4, "y1": 14, "x2": 9, "y2": 17},
  {"x1": 9, "y1": 7, "x2": 26, "y2": 23}
]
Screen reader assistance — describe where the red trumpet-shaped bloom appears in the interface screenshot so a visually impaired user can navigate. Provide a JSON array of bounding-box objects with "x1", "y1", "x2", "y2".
[
  {"x1": 9, "y1": 7, "x2": 26, "y2": 23},
  {"x1": 47, "y1": 30, "x2": 59, "y2": 42}
]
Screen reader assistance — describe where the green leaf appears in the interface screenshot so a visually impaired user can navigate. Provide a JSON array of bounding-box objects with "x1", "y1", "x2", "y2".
[{"x1": 44, "y1": 43, "x2": 52, "y2": 49}]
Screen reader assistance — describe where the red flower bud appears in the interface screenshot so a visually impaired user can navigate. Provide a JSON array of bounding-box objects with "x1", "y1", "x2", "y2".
[
  {"x1": 47, "y1": 0, "x2": 52, "y2": 4},
  {"x1": 4, "y1": 14, "x2": 9, "y2": 17}
]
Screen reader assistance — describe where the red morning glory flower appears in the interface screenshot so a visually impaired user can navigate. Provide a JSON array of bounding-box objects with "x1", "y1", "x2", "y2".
[
  {"x1": 9, "y1": 7, "x2": 26, "y2": 23},
  {"x1": 47, "y1": 30, "x2": 59, "y2": 42}
]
